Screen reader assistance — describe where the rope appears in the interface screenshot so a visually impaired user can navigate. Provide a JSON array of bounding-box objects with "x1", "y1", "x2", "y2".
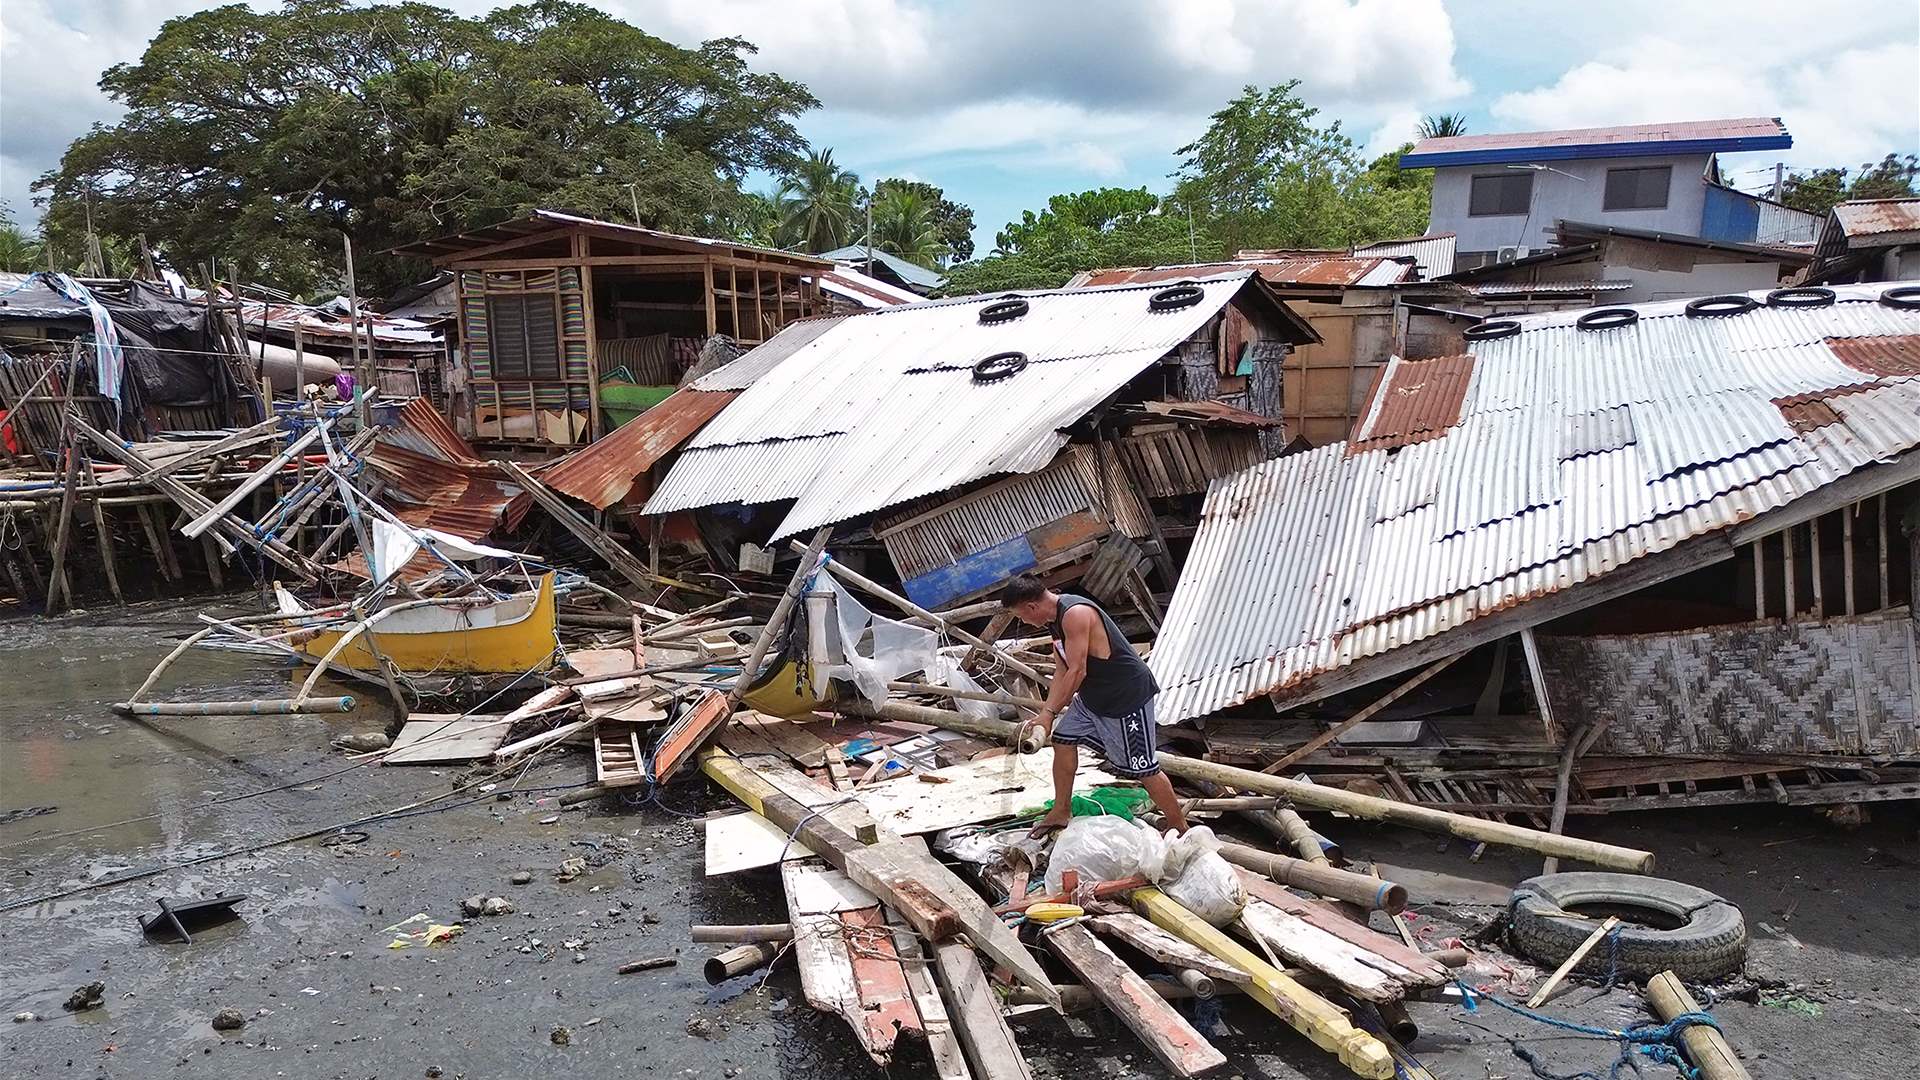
[{"x1": 1456, "y1": 980, "x2": 1719, "y2": 1079}]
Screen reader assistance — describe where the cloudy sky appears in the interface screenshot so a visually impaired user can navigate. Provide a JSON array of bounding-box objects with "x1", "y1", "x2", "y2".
[{"x1": 3, "y1": 0, "x2": 1916, "y2": 249}]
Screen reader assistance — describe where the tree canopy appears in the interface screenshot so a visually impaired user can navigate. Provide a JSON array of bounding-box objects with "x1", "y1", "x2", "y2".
[
  {"x1": 1779, "y1": 153, "x2": 1920, "y2": 217},
  {"x1": 945, "y1": 82, "x2": 1433, "y2": 293},
  {"x1": 35, "y1": 0, "x2": 818, "y2": 294}
]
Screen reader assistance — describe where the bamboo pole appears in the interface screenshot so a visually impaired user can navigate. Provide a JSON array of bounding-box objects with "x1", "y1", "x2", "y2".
[
  {"x1": 1216, "y1": 842, "x2": 1405, "y2": 913},
  {"x1": 690, "y1": 924, "x2": 792, "y2": 944},
  {"x1": 732, "y1": 526, "x2": 831, "y2": 699},
  {"x1": 834, "y1": 698, "x2": 1046, "y2": 754},
  {"x1": 1646, "y1": 971, "x2": 1752, "y2": 1080},
  {"x1": 873, "y1": 700, "x2": 1656, "y2": 872}
]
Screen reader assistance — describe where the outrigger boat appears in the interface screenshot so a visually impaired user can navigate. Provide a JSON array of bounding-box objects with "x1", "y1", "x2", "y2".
[{"x1": 288, "y1": 572, "x2": 558, "y2": 675}]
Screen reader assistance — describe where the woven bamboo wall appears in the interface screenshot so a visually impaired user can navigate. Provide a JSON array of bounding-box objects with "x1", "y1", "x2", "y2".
[{"x1": 1538, "y1": 609, "x2": 1917, "y2": 758}]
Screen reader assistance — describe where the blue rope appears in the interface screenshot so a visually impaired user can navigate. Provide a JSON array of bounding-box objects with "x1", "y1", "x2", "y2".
[{"x1": 1456, "y1": 980, "x2": 1719, "y2": 1079}]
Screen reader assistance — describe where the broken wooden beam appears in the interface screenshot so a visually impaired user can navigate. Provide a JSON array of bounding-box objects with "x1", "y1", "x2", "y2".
[
  {"x1": 499, "y1": 460, "x2": 655, "y2": 590},
  {"x1": 1045, "y1": 921, "x2": 1228, "y2": 1078},
  {"x1": 1132, "y1": 887, "x2": 1394, "y2": 1079},
  {"x1": 699, "y1": 748, "x2": 1059, "y2": 1007},
  {"x1": 932, "y1": 937, "x2": 1035, "y2": 1080}
]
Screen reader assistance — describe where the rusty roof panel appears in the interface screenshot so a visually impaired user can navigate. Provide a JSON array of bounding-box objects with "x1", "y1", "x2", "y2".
[
  {"x1": 1075, "y1": 257, "x2": 1413, "y2": 289},
  {"x1": 1350, "y1": 354, "x2": 1475, "y2": 452},
  {"x1": 1832, "y1": 198, "x2": 1920, "y2": 240},
  {"x1": 384, "y1": 398, "x2": 481, "y2": 465},
  {"x1": 363, "y1": 442, "x2": 528, "y2": 538},
  {"x1": 540, "y1": 388, "x2": 738, "y2": 510},
  {"x1": 1827, "y1": 334, "x2": 1920, "y2": 378}
]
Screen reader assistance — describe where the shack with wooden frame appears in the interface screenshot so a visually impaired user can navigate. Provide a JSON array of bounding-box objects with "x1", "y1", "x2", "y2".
[{"x1": 390, "y1": 210, "x2": 833, "y2": 450}]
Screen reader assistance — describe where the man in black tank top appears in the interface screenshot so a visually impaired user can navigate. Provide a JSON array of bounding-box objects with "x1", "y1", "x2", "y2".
[{"x1": 999, "y1": 575, "x2": 1189, "y2": 836}]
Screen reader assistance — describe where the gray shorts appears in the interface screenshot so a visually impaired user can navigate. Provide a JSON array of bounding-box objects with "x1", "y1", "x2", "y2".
[{"x1": 1051, "y1": 696, "x2": 1160, "y2": 779}]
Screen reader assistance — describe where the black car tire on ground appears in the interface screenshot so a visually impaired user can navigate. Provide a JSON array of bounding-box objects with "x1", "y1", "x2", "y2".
[{"x1": 1509, "y1": 872, "x2": 1747, "y2": 982}]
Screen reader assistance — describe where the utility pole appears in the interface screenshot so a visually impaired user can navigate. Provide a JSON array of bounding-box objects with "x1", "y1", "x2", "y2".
[
  {"x1": 627, "y1": 182, "x2": 642, "y2": 225},
  {"x1": 342, "y1": 232, "x2": 368, "y2": 429},
  {"x1": 865, "y1": 199, "x2": 874, "y2": 276},
  {"x1": 1771, "y1": 162, "x2": 1786, "y2": 202}
]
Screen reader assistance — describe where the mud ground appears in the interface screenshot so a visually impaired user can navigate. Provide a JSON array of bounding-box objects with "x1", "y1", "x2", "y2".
[{"x1": 2, "y1": 600, "x2": 1916, "y2": 1079}]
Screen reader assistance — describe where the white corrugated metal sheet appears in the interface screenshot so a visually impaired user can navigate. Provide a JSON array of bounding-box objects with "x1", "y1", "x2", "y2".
[
  {"x1": 1352, "y1": 234, "x2": 1457, "y2": 280},
  {"x1": 646, "y1": 275, "x2": 1259, "y2": 538},
  {"x1": 1151, "y1": 282, "x2": 1920, "y2": 725}
]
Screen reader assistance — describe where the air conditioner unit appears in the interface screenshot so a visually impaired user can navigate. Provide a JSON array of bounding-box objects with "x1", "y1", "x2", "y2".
[{"x1": 1497, "y1": 244, "x2": 1530, "y2": 262}]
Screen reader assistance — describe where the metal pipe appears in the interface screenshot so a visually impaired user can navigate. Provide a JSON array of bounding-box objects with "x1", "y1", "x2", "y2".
[{"x1": 113, "y1": 696, "x2": 355, "y2": 716}]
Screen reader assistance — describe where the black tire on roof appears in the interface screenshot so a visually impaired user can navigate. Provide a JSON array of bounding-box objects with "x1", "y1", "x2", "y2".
[{"x1": 1509, "y1": 872, "x2": 1747, "y2": 982}]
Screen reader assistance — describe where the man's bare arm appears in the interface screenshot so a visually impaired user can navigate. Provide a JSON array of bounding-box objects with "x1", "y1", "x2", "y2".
[{"x1": 1029, "y1": 605, "x2": 1092, "y2": 735}]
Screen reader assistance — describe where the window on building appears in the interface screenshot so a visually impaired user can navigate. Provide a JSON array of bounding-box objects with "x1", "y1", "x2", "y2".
[
  {"x1": 1468, "y1": 172, "x2": 1533, "y2": 216},
  {"x1": 1603, "y1": 166, "x2": 1672, "y2": 211},
  {"x1": 487, "y1": 293, "x2": 561, "y2": 379}
]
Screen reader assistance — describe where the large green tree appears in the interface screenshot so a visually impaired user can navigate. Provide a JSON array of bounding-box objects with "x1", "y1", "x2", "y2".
[
  {"x1": 940, "y1": 187, "x2": 1202, "y2": 294},
  {"x1": 34, "y1": 0, "x2": 818, "y2": 295},
  {"x1": 0, "y1": 204, "x2": 42, "y2": 273},
  {"x1": 777, "y1": 148, "x2": 862, "y2": 253},
  {"x1": 1779, "y1": 153, "x2": 1920, "y2": 216},
  {"x1": 871, "y1": 178, "x2": 974, "y2": 265},
  {"x1": 868, "y1": 184, "x2": 943, "y2": 268}
]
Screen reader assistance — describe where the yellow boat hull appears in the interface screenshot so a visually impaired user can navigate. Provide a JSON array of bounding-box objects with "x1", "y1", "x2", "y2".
[{"x1": 303, "y1": 574, "x2": 558, "y2": 674}]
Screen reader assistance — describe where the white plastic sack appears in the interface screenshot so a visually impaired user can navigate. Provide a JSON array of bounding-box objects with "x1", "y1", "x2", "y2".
[
  {"x1": 1043, "y1": 817, "x2": 1246, "y2": 927},
  {"x1": 1043, "y1": 816, "x2": 1165, "y2": 894},
  {"x1": 1157, "y1": 825, "x2": 1247, "y2": 927}
]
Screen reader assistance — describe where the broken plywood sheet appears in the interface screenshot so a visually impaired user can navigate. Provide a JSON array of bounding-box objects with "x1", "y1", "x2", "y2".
[
  {"x1": 704, "y1": 811, "x2": 818, "y2": 876},
  {"x1": 383, "y1": 715, "x2": 510, "y2": 764},
  {"x1": 780, "y1": 859, "x2": 918, "y2": 1066},
  {"x1": 584, "y1": 693, "x2": 669, "y2": 723},
  {"x1": 858, "y1": 751, "x2": 1123, "y2": 835},
  {"x1": 568, "y1": 647, "x2": 635, "y2": 679},
  {"x1": 704, "y1": 751, "x2": 1123, "y2": 874}
]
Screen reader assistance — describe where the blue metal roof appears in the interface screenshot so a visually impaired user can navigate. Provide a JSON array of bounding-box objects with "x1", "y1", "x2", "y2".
[
  {"x1": 819, "y1": 245, "x2": 946, "y2": 290},
  {"x1": 1399, "y1": 117, "x2": 1792, "y2": 169}
]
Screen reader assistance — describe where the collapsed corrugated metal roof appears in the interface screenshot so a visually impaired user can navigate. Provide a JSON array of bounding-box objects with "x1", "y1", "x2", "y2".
[
  {"x1": 366, "y1": 400, "x2": 528, "y2": 538},
  {"x1": 539, "y1": 387, "x2": 738, "y2": 509},
  {"x1": 1150, "y1": 282, "x2": 1920, "y2": 725},
  {"x1": 1351, "y1": 234, "x2": 1457, "y2": 281},
  {"x1": 1074, "y1": 257, "x2": 1413, "y2": 289},
  {"x1": 644, "y1": 274, "x2": 1314, "y2": 539}
]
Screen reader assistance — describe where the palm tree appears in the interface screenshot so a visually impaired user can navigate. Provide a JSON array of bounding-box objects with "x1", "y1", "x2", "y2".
[
  {"x1": 1418, "y1": 113, "x2": 1468, "y2": 139},
  {"x1": 870, "y1": 186, "x2": 942, "y2": 268},
  {"x1": 0, "y1": 204, "x2": 41, "y2": 273},
  {"x1": 777, "y1": 149, "x2": 861, "y2": 253}
]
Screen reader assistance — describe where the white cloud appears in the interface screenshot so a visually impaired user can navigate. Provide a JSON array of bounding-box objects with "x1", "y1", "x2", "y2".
[{"x1": 1488, "y1": 32, "x2": 1919, "y2": 176}]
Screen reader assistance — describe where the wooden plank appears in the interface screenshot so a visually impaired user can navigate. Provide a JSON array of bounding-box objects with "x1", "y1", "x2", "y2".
[
  {"x1": 1132, "y1": 887, "x2": 1394, "y2": 1079},
  {"x1": 701, "y1": 749, "x2": 1059, "y2": 1005},
  {"x1": 1045, "y1": 922, "x2": 1226, "y2": 1078},
  {"x1": 1089, "y1": 913, "x2": 1252, "y2": 985},
  {"x1": 1527, "y1": 916, "x2": 1619, "y2": 1007},
  {"x1": 1262, "y1": 652, "x2": 1468, "y2": 773},
  {"x1": 1234, "y1": 899, "x2": 1411, "y2": 1003},
  {"x1": 648, "y1": 689, "x2": 731, "y2": 783},
  {"x1": 1234, "y1": 874, "x2": 1448, "y2": 983},
  {"x1": 932, "y1": 937, "x2": 1034, "y2": 1080},
  {"x1": 384, "y1": 716, "x2": 512, "y2": 763},
  {"x1": 888, "y1": 910, "x2": 971, "y2": 1080},
  {"x1": 782, "y1": 860, "x2": 901, "y2": 1066},
  {"x1": 841, "y1": 905, "x2": 921, "y2": 1055}
]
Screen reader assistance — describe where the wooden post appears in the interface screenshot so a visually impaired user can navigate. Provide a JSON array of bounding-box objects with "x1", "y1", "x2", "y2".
[
  {"x1": 342, "y1": 232, "x2": 368, "y2": 429},
  {"x1": 1646, "y1": 971, "x2": 1752, "y2": 1080},
  {"x1": 753, "y1": 264, "x2": 764, "y2": 342},
  {"x1": 1782, "y1": 524, "x2": 1795, "y2": 616},
  {"x1": 89, "y1": 490, "x2": 124, "y2": 605},
  {"x1": 932, "y1": 938, "x2": 1035, "y2": 1080},
  {"x1": 581, "y1": 259, "x2": 602, "y2": 443},
  {"x1": 1043, "y1": 921, "x2": 1227, "y2": 1079},
  {"x1": 1132, "y1": 887, "x2": 1393, "y2": 1079},
  {"x1": 1809, "y1": 517, "x2": 1824, "y2": 618},
  {"x1": 44, "y1": 428, "x2": 82, "y2": 613},
  {"x1": 1263, "y1": 651, "x2": 1468, "y2": 773},
  {"x1": 1877, "y1": 494, "x2": 1890, "y2": 608},
  {"x1": 1842, "y1": 504, "x2": 1855, "y2": 616},
  {"x1": 703, "y1": 257, "x2": 718, "y2": 337},
  {"x1": 728, "y1": 262, "x2": 740, "y2": 339},
  {"x1": 1751, "y1": 537, "x2": 1765, "y2": 620},
  {"x1": 732, "y1": 526, "x2": 831, "y2": 700}
]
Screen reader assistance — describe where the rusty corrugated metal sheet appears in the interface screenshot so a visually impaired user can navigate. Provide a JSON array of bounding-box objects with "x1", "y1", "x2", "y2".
[
  {"x1": 1832, "y1": 199, "x2": 1920, "y2": 240},
  {"x1": 1150, "y1": 283, "x2": 1920, "y2": 725},
  {"x1": 384, "y1": 398, "x2": 481, "y2": 464},
  {"x1": 1827, "y1": 334, "x2": 1920, "y2": 377},
  {"x1": 363, "y1": 442, "x2": 528, "y2": 539},
  {"x1": 540, "y1": 388, "x2": 738, "y2": 510},
  {"x1": 1349, "y1": 354, "x2": 1474, "y2": 451},
  {"x1": 1076, "y1": 257, "x2": 1412, "y2": 289}
]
